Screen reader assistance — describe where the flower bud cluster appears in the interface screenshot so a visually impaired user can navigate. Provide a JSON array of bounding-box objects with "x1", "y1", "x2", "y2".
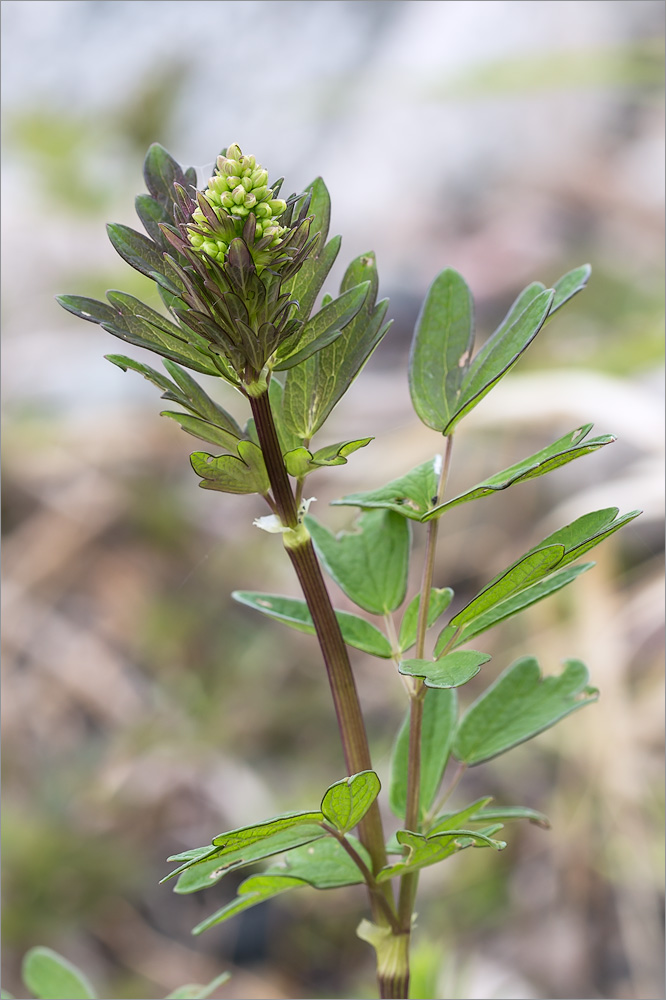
[{"x1": 188, "y1": 143, "x2": 287, "y2": 263}]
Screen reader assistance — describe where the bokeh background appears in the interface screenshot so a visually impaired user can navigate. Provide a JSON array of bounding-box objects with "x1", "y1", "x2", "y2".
[{"x1": 2, "y1": 2, "x2": 664, "y2": 998}]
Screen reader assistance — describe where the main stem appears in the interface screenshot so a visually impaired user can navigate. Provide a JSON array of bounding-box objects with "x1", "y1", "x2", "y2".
[
  {"x1": 398, "y1": 436, "x2": 453, "y2": 928},
  {"x1": 249, "y1": 389, "x2": 401, "y2": 997}
]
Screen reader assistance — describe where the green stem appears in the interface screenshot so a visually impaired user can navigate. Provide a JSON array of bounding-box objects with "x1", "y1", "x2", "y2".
[
  {"x1": 398, "y1": 435, "x2": 453, "y2": 928},
  {"x1": 248, "y1": 388, "x2": 396, "y2": 936}
]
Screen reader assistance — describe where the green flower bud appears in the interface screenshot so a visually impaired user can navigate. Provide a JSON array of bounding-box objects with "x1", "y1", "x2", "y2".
[
  {"x1": 232, "y1": 185, "x2": 246, "y2": 205},
  {"x1": 255, "y1": 202, "x2": 271, "y2": 219},
  {"x1": 252, "y1": 168, "x2": 269, "y2": 187},
  {"x1": 221, "y1": 159, "x2": 238, "y2": 177},
  {"x1": 241, "y1": 176, "x2": 253, "y2": 192},
  {"x1": 253, "y1": 186, "x2": 270, "y2": 203},
  {"x1": 202, "y1": 240, "x2": 218, "y2": 256},
  {"x1": 269, "y1": 199, "x2": 287, "y2": 216},
  {"x1": 189, "y1": 232, "x2": 204, "y2": 247},
  {"x1": 226, "y1": 143, "x2": 242, "y2": 161},
  {"x1": 244, "y1": 192, "x2": 257, "y2": 209},
  {"x1": 221, "y1": 191, "x2": 235, "y2": 209}
]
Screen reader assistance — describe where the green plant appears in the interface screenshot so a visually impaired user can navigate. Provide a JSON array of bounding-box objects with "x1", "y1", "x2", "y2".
[{"x1": 57, "y1": 142, "x2": 639, "y2": 999}]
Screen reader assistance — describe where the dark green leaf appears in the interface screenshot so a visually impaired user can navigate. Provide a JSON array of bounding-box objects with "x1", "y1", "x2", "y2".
[
  {"x1": 389, "y1": 689, "x2": 457, "y2": 821},
  {"x1": 283, "y1": 438, "x2": 373, "y2": 478},
  {"x1": 164, "y1": 971, "x2": 231, "y2": 1000},
  {"x1": 286, "y1": 234, "x2": 341, "y2": 326},
  {"x1": 453, "y1": 657, "x2": 599, "y2": 765},
  {"x1": 57, "y1": 294, "x2": 117, "y2": 327},
  {"x1": 107, "y1": 222, "x2": 170, "y2": 281},
  {"x1": 321, "y1": 771, "x2": 381, "y2": 832},
  {"x1": 398, "y1": 588, "x2": 454, "y2": 652},
  {"x1": 445, "y1": 288, "x2": 554, "y2": 434},
  {"x1": 523, "y1": 507, "x2": 641, "y2": 568},
  {"x1": 399, "y1": 650, "x2": 491, "y2": 689},
  {"x1": 437, "y1": 562, "x2": 594, "y2": 651},
  {"x1": 276, "y1": 281, "x2": 369, "y2": 366},
  {"x1": 193, "y1": 874, "x2": 307, "y2": 934},
  {"x1": 161, "y1": 360, "x2": 243, "y2": 435},
  {"x1": 264, "y1": 835, "x2": 371, "y2": 888},
  {"x1": 231, "y1": 591, "x2": 393, "y2": 658},
  {"x1": 161, "y1": 412, "x2": 240, "y2": 451},
  {"x1": 272, "y1": 324, "x2": 348, "y2": 371},
  {"x1": 190, "y1": 441, "x2": 269, "y2": 495},
  {"x1": 408, "y1": 268, "x2": 475, "y2": 432},
  {"x1": 305, "y1": 510, "x2": 410, "y2": 615},
  {"x1": 377, "y1": 827, "x2": 505, "y2": 881},
  {"x1": 135, "y1": 193, "x2": 172, "y2": 249},
  {"x1": 22, "y1": 948, "x2": 96, "y2": 1000},
  {"x1": 143, "y1": 142, "x2": 191, "y2": 213},
  {"x1": 105, "y1": 353, "x2": 175, "y2": 394},
  {"x1": 332, "y1": 457, "x2": 440, "y2": 522},
  {"x1": 424, "y1": 424, "x2": 615, "y2": 519}
]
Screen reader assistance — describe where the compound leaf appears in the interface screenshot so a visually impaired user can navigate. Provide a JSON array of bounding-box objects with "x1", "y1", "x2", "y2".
[
  {"x1": 190, "y1": 441, "x2": 269, "y2": 495},
  {"x1": 399, "y1": 650, "x2": 491, "y2": 689},
  {"x1": 377, "y1": 827, "x2": 505, "y2": 882},
  {"x1": 332, "y1": 457, "x2": 441, "y2": 522}
]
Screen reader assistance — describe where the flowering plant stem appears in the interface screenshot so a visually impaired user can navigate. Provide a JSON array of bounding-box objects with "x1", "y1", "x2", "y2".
[{"x1": 58, "y1": 141, "x2": 639, "y2": 1000}]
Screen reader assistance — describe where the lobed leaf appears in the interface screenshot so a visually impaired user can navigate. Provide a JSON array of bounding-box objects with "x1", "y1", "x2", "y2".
[
  {"x1": 231, "y1": 591, "x2": 393, "y2": 658},
  {"x1": 161, "y1": 412, "x2": 240, "y2": 451},
  {"x1": 389, "y1": 689, "x2": 457, "y2": 821},
  {"x1": 283, "y1": 437, "x2": 373, "y2": 478},
  {"x1": 263, "y1": 835, "x2": 371, "y2": 888},
  {"x1": 399, "y1": 650, "x2": 491, "y2": 689},
  {"x1": 275, "y1": 281, "x2": 369, "y2": 367},
  {"x1": 305, "y1": 510, "x2": 410, "y2": 615},
  {"x1": 377, "y1": 827, "x2": 505, "y2": 882},
  {"x1": 424, "y1": 424, "x2": 615, "y2": 519},
  {"x1": 453, "y1": 657, "x2": 599, "y2": 766},
  {"x1": 321, "y1": 771, "x2": 381, "y2": 833},
  {"x1": 190, "y1": 441, "x2": 269, "y2": 495},
  {"x1": 332, "y1": 457, "x2": 441, "y2": 522},
  {"x1": 426, "y1": 796, "x2": 494, "y2": 835}
]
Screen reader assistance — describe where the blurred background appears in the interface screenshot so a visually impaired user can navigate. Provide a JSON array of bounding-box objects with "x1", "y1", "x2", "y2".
[{"x1": 1, "y1": 1, "x2": 664, "y2": 998}]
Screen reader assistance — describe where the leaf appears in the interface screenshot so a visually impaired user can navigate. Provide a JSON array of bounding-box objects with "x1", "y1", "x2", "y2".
[
  {"x1": 426, "y1": 796, "x2": 494, "y2": 835},
  {"x1": 161, "y1": 412, "x2": 241, "y2": 451},
  {"x1": 399, "y1": 650, "x2": 491, "y2": 689},
  {"x1": 143, "y1": 142, "x2": 192, "y2": 213},
  {"x1": 452, "y1": 657, "x2": 599, "y2": 766},
  {"x1": 283, "y1": 438, "x2": 373, "y2": 478},
  {"x1": 193, "y1": 874, "x2": 308, "y2": 934},
  {"x1": 264, "y1": 835, "x2": 371, "y2": 888},
  {"x1": 161, "y1": 360, "x2": 243, "y2": 435},
  {"x1": 424, "y1": 424, "x2": 615, "y2": 519},
  {"x1": 550, "y1": 264, "x2": 591, "y2": 312},
  {"x1": 305, "y1": 510, "x2": 410, "y2": 615},
  {"x1": 272, "y1": 324, "x2": 348, "y2": 371},
  {"x1": 332, "y1": 457, "x2": 441, "y2": 522},
  {"x1": 190, "y1": 441, "x2": 269, "y2": 495},
  {"x1": 523, "y1": 507, "x2": 641, "y2": 568},
  {"x1": 436, "y1": 562, "x2": 594, "y2": 652},
  {"x1": 164, "y1": 972, "x2": 231, "y2": 1000},
  {"x1": 106, "y1": 222, "x2": 170, "y2": 281},
  {"x1": 408, "y1": 268, "x2": 475, "y2": 432},
  {"x1": 377, "y1": 827, "x2": 505, "y2": 881},
  {"x1": 135, "y1": 193, "x2": 172, "y2": 249},
  {"x1": 21, "y1": 947, "x2": 97, "y2": 1000},
  {"x1": 398, "y1": 588, "x2": 454, "y2": 652},
  {"x1": 444, "y1": 288, "x2": 554, "y2": 434},
  {"x1": 468, "y1": 803, "x2": 550, "y2": 829},
  {"x1": 231, "y1": 591, "x2": 393, "y2": 658},
  {"x1": 286, "y1": 234, "x2": 341, "y2": 326},
  {"x1": 57, "y1": 294, "x2": 118, "y2": 327},
  {"x1": 389, "y1": 689, "x2": 457, "y2": 821},
  {"x1": 321, "y1": 771, "x2": 381, "y2": 832},
  {"x1": 275, "y1": 281, "x2": 370, "y2": 366},
  {"x1": 448, "y1": 545, "x2": 566, "y2": 630}
]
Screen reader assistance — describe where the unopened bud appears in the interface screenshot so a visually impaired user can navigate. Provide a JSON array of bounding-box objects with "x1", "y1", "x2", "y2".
[
  {"x1": 232, "y1": 185, "x2": 246, "y2": 205},
  {"x1": 241, "y1": 176, "x2": 253, "y2": 192},
  {"x1": 252, "y1": 168, "x2": 268, "y2": 187},
  {"x1": 226, "y1": 143, "x2": 242, "y2": 161},
  {"x1": 269, "y1": 199, "x2": 287, "y2": 216}
]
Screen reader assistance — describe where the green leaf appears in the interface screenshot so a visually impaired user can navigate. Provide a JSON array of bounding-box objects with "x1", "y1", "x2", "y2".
[
  {"x1": 321, "y1": 771, "x2": 381, "y2": 832},
  {"x1": 190, "y1": 441, "x2": 269, "y2": 495},
  {"x1": 453, "y1": 657, "x2": 599, "y2": 766},
  {"x1": 212, "y1": 812, "x2": 323, "y2": 858},
  {"x1": 161, "y1": 412, "x2": 240, "y2": 451},
  {"x1": 408, "y1": 268, "x2": 475, "y2": 432},
  {"x1": 444, "y1": 288, "x2": 554, "y2": 434},
  {"x1": 468, "y1": 803, "x2": 550, "y2": 829},
  {"x1": 106, "y1": 222, "x2": 171, "y2": 281},
  {"x1": 398, "y1": 588, "x2": 454, "y2": 652},
  {"x1": 305, "y1": 510, "x2": 410, "y2": 615},
  {"x1": 399, "y1": 650, "x2": 491, "y2": 689},
  {"x1": 264, "y1": 835, "x2": 371, "y2": 888},
  {"x1": 193, "y1": 874, "x2": 308, "y2": 934},
  {"x1": 550, "y1": 264, "x2": 591, "y2": 312},
  {"x1": 231, "y1": 591, "x2": 393, "y2": 658},
  {"x1": 436, "y1": 562, "x2": 594, "y2": 651},
  {"x1": 449, "y1": 545, "x2": 566, "y2": 630},
  {"x1": 164, "y1": 972, "x2": 231, "y2": 1000},
  {"x1": 1, "y1": 990, "x2": 14, "y2": 998},
  {"x1": 285, "y1": 234, "x2": 341, "y2": 326},
  {"x1": 161, "y1": 360, "x2": 243, "y2": 435},
  {"x1": 276, "y1": 281, "x2": 370, "y2": 367},
  {"x1": 302, "y1": 176, "x2": 331, "y2": 247},
  {"x1": 57, "y1": 294, "x2": 118, "y2": 328},
  {"x1": 426, "y1": 796, "x2": 494, "y2": 835},
  {"x1": 523, "y1": 507, "x2": 641, "y2": 567},
  {"x1": 389, "y1": 689, "x2": 457, "y2": 821},
  {"x1": 283, "y1": 437, "x2": 373, "y2": 478},
  {"x1": 135, "y1": 193, "x2": 172, "y2": 249},
  {"x1": 21, "y1": 947, "x2": 97, "y2": 1000},
  {"x1": 377, "y1": 827, "x2": 505, "y2": 881},
  {"x1": 332, "y1": 457, "x2": 440, "y2": 522},
  {"x1": 281, "y1": 253, "x2": 390, "y2": 438},
  {"x1": 143, "y1": 142, "x2": 192, "y2": 214},
  {"x1": 424, "y1": 424, "x2": 615, "y2": 519}
]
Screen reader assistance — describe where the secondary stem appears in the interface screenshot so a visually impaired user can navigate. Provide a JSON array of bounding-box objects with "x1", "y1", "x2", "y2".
[{"x1": 398, "y1": 436, "x2": 454, "y2": 927}]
